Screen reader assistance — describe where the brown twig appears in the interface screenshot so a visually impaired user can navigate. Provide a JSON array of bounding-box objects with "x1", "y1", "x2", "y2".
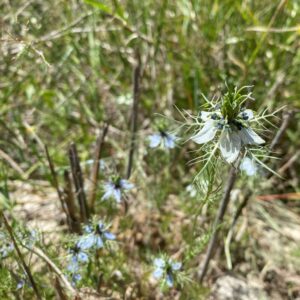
[
  {"x1": 45, "y1": 145, "x2": 71, "y2": 231},
  {"x1": 63, "y1": 170, "x2": 81, "y2": 233},
  {"x1": 199, "y1": 160, "x2": 240, "y2": 283},
  {"x1": 1, "y1": 212, "x2": 42, "y2": 300},
  {"x1": 88, "y1": 124, "x2": 109, "y2": 210},
  {"x1": 68, "y1": 143, "x2": 89, "y2": 223},
  {"x1": 126, "y1": 51, "x2": 141, "y2": 180}
]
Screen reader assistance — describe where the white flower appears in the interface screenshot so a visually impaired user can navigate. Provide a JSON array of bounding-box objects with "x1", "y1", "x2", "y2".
[
  {"x1": 148, "y1": 131, "x2": 177, "y2": 149},
  {"x1": 191, "y1": 109, "x2": 265, "y2": 163},
  {"x1": 240, "y1": 156, "x2": 257, "y2": 176}
]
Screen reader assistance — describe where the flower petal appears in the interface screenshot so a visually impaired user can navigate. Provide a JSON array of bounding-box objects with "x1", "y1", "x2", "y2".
[
  {"x1": 171, "y1": 262, "x2": 182, "y2": 271},
  {"x1": 192, "y1": 120, "x2": 218, "y2": 144},
  {"x1": 120, "y1": 179, "x2": 134, "y2": 190},
  {"x1": 103, "y1": 231, "x2": 116, "y2": 240},
  {"x1": 154, "y1": 258, "x2": 165, "y2": 268},
  {"x1": 78, "y1": 235, "x2": 95, "y2": 250},
  {"x1": 95, "y1": 237, "x2": 104, "y2": 249},
  {"x1": 240, "y1": 128, "x2": 265, "y2": 145},
  {"x1": 240, "y1": 156, "x2": 257, "y2": 176},
  {"x1": 200, "y1": 111, "x2": 212, "y2": 121},
  {"x1": 149, "y1": 134, "x2": 162, "y2": 148},
  {"x1": 78, "y1": 252, "x2": 89, "y2": 263},
  {"x1": 113, "y1": 188, "x2": 122, "y2": 203},
  {"x1": 219, "y1": 130, "x2": 241, "y2": 163},
  {"x1": 164, "y1": 134, "x2": 176, "y2": 149},
  {"x1": 166, "y1": 273, "x2": 174, "y2": 287},
  {"x1": 153, "y1": 268, "x2": 164, "y2": 279}
]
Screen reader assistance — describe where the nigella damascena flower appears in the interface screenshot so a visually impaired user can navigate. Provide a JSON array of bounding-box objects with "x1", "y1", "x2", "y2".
[
  {"x1": 153, "y1": 257, "x2": 182, "y2": 287},
  {"x1": 191, "y1": 109, "x2": 265, "y2": 163},
  {"x1": 67, "y1": 242, "x2": 89, "y2": 273},
  {"x1": 102, "y1": 177, "x2": 134, "y2": 203},
  {"x1": 148, "y1": 131, "x2": 177, "y2": 149},
  {"x1": 239, "y1": 156, "x2": 257, "y2": 176},
  {"x1": 78, "y1": 221, "x2": 116, "y2": 250}
]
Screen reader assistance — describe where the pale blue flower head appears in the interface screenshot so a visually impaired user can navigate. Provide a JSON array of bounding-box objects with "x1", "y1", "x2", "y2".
[
  {"x1": 78, "y1": 221, "x2": 116, "y2": 250},
  {"x1": 102, "y1": 177, "x2": 134, "y2": 203},
  {"x1": 152, "y1": 256, "x2": 182, "y2": 287},
  {"x1": 149, "y1": 131, "x2": 177, "y2": 149}
]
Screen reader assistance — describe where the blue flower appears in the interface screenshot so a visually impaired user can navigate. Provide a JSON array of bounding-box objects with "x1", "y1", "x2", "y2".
[
  {"x1": 148, "y1": 131, "x2": 177, "y2": 149},
  {"x1": 16, "y1": 279, "x2": 25, "y2": 290},
  {"x1": 66, "y1": 242, "x2": 89, "y2": 273},
  {"x1": 78, "y1": 222, "x2": 116, "y2": 250},
  {"x1": 102, "y1": 178, "x2": 134, "y2": 203},
  {"x1": 71, "y1": 273, "x2": 82, "y2": 287},
  {"x1": 153, "y1": 257, "x2": 182, "y2": 287}
]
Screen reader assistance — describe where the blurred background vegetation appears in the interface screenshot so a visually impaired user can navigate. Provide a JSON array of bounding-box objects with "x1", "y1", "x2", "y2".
[{"x1": 0, "y1": 0, "x2": 300, "y2": 299}]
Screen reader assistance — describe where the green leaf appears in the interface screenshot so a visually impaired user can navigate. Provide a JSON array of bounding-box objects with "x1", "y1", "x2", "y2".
[{"x1": 84, "y1": 0, "x2": 112, "y2": 14}]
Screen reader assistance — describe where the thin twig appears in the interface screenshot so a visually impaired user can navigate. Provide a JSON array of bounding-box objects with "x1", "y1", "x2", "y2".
[
  {"x1": 63, "y1": 170, "x2": 81, "y2": 233},
  {"x1": 126, "y1": 51, "x2": 141, "y2": 179},
  {"x1": 29, "y1": 246, "x2": 76, "y2": 296},
  {"x1": 1, "y1": 212, "x2": 42, "y2": 300},
  {"x1": 88, "y1": 124, "x2": 109, "y2": 210},
  {"x1": 199, "y1": 159, "x2": 240, "y2": 282},
  {"x1": 45, "y1": 145, "x2": 71, "y2": 231},
  {"x1": 269, "y1": 110, "x2": 294, "y2": 151},
  {"x1": 69, "y1": 143, "x2": 89, "y2": 223}
]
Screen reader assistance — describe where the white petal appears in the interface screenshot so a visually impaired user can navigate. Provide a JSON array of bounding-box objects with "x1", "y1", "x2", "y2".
[
  {"x1": 192, "y1": 120, "x2": 218, "y2": 144},
  {"x1": 219, "y1": 130, "x2": 241, "y2": 163},
  {"x1": 200, "y1": 111, "x2": 212, "y2": 121},
  {"x1": 240, "y1": 128, "x2": 265, "y2": 145},
  {"x1": 240, "y1": 157, "x2": 257, "y2": 176}
]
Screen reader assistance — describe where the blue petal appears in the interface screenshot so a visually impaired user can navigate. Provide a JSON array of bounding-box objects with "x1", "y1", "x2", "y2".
[
  {"x1": 78, "y1": 235, "x2": 95, "y2": 250},
  {"x1": 95, "y1": 237, "x2": 104, "y2": 249},
  {"x1": 120, "y1": 179, "x2": 134, "y2": 190},
  {"x1": 149, "y1": 134, "x2": 162, "y2": 148},
  {"x1": 166, "y1": 272, "x2": 174, "y2": 287},
  {"x1": 78, "y1": 252, "x2": 89, "y2": 263},
  {"x1": 104, "y1": 231, "x2": 116, "y2": 240},
  {"x1": 154, "y1": 258, "x2": 165, "y2": 268},
  {"x1": 171, "y1": 262, "x2": 182, "y2": 271},
  {"x1": 113, "y1": 188, "x2": 122, "y2": 203},
  {"x1": 101, "y1": 183, "x2": 115, "y2": 200},
  {"x1": 67, "y1": 261, "x2": 79, "y2": 273},
  {"x1": 16, "y1": 280, "x2": 25, "y2": 290},
  {"x1": 153, "y1": 268, "x2": 164, "y2": 279},
  {"x1": 164, "y1": 134, "x2": 176, "y2": 149}
]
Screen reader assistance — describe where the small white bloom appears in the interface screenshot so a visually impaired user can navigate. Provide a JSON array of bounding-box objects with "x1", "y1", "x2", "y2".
[
  {"x1": 190, "y1": 108, "x2": 265, "y2": 163},
  {"x1": 240, "y1": 156, "x2": 257, "y2": 176},
  {"x1": 186, "y1": 184, "x2": 197, "y2": 197}
]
